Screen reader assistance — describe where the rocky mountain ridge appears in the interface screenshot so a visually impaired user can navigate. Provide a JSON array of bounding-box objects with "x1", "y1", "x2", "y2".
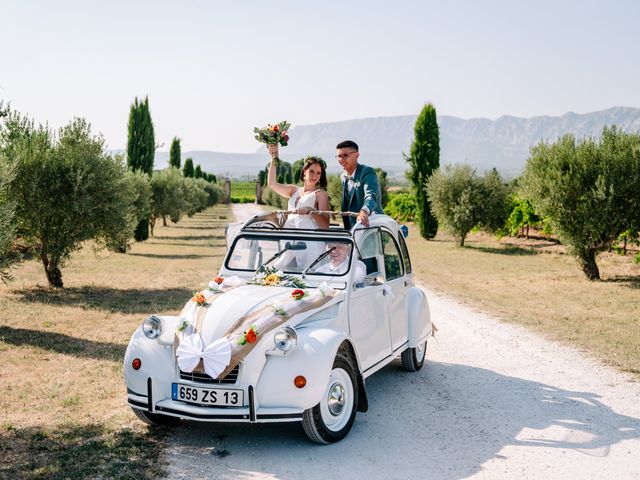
[{"x1": 152, "y1": 106, "x2": 640, "y2": 179}]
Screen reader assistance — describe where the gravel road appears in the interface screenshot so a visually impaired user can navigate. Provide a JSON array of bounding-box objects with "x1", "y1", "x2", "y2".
[{"x1": 163, "y1": 204, "x2": 640, "y2": 479}]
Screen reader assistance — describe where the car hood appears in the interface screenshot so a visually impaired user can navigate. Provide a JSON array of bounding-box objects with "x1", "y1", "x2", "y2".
[{"x1": 178, "y1": 285, "x2": 343, "y2": 345}]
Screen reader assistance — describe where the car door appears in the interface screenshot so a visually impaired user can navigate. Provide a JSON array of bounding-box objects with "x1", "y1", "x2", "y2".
[
  {"x1": 380, "y1": 230, "x2": 409, "y2": 351},
  {"x1": 349, "y1": 229, "x2": 392, "y2": 371}
]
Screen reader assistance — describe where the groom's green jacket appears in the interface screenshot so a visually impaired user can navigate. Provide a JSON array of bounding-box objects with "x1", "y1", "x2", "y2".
[{"x1": 340, "y1": 163, "x2": 383, "y2": 229}]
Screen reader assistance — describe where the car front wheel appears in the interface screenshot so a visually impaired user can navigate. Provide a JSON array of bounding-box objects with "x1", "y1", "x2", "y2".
[
  {"x1": 302, "y1": 354, "x2": 358, "y2": 444},
  {"x1": 131, "y1": 407, "x2": 179, "y2": 426},
  {"x1": 400, "y1": 340, "x2": 427, "y2": 372}
]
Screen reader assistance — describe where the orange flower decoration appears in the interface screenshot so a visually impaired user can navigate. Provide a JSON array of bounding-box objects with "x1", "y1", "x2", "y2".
[
  {"x1": 245, "y1": 328, "x2": 257, "y2": 343},
  {"x1": 192, "y1": 292, "x2": 207, "y2": 306},
  {"x1": 213, "y1": 276, "x2": 224, "y2": 285}
]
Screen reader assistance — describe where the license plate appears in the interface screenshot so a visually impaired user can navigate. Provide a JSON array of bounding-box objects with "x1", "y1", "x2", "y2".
[{"x1": 172, "y1": 383, "x2": 244, "y2": 406}]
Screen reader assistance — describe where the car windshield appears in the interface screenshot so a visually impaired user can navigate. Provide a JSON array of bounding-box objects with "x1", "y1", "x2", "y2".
[{"x1": 226, "y1": 235, "x2": 355, "y2": 277}]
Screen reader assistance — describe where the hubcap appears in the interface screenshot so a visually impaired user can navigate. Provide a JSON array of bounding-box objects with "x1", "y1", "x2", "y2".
[
  {"x1": 327, "y1": 382, "x2": 345, "y2": 416},
  {"x1": 319, "y1": 367, "x2": 354, "y2": 432},
  {"x1": 416, "y1": 342, "x2": 426, "y2": 362}
]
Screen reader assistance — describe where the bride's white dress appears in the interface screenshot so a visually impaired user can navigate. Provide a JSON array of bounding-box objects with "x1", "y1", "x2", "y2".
[
  {"x1": 285, "y1": 189, "x2": 320, "y2": 229},
  {"x1": 273, "y1": 189, "x2": 323, "y2": 270}
]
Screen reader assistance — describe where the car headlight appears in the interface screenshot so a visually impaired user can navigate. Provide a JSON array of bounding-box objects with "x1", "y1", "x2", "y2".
[
  {"x1": 274, "y1": 326, "x2": 298, "y2": 352},
  {"x1": 142, "y1": 315, "x2": 162, "y2": 339}
]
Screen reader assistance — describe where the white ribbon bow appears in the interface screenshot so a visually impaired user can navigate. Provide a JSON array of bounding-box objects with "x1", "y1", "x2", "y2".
[{"x1": 176, "y1": 334, "x2": 232, "y2": 378}]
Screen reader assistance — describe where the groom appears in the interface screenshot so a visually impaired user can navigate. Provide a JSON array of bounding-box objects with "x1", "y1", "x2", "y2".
[{"x1": 337, "y1": 140, "x2": 383, "y2": 228}]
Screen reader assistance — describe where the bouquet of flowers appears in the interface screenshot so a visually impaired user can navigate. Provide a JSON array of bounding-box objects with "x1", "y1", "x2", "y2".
[
  {"x1": 248, "y1": 265, "x2": 307, "y2": 288},
  {"x1": 254, "y1": 121, "x2": 291, "y2": 146}
]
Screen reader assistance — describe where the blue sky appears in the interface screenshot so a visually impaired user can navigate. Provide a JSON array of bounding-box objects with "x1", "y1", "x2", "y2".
[{"x1": 2, "y1": 0, "x2": 639, "y2": 152}]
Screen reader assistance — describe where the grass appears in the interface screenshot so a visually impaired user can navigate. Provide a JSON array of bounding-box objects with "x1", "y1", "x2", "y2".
[
  {"x1": 406, "y1": 226, "x2": 640, "y2": 375},
  {"x1": 0, "y1": 205, "x2": 231, "y2": 479},
  {"x1": 229, "y1": 180, "x2": 256, "y2": 202}
]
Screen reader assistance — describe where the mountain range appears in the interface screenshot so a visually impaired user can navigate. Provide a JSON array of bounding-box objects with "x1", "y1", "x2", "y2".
[{"x1": 152, "y1": 106, "x2": 640, "y2": 180}]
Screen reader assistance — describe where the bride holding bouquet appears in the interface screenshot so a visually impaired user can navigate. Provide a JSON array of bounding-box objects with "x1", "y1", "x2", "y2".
[{"x1": 256, "y1": 122, "x2": 330, "y2": 230}]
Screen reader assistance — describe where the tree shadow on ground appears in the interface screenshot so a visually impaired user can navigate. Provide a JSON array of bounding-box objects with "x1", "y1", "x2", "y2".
[
  {"x1": 168, "y1": 226, "x2": 221, "y2": 230},
  {"x1": 0, "y1": 325, "x2": 126, "y2": 362},
  {"x1": 145, "y1": 242, "x2": 226, "y2": 248},
  {"x1": 127, "y1": 253, "x2": 220, "y2": 260},
  {"x1": 15, "y1": 286, "x2": 194, "y2": 313},
  {"x1": 0, "y1": 423, "x2": 166, "y2": 480},
  {"x1": 465, "y1": 245, "x2": 538, "y2": 256},
  {"x1": 164, "y1": 361, "x2": 640, "y2": 480},
  {"x1": 151, "y1": 235, "x2": 225, "y2": 241},
  {"x1": 603, "y1": 275, "x2": 640, "y2": 289}
]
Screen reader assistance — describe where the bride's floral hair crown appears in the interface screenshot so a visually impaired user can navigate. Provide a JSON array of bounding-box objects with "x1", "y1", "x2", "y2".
[{"x1": 300, "y1": 156, "x2": 328, "y2": 188}]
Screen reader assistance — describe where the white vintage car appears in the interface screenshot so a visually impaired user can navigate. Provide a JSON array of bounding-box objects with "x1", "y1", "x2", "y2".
[{"x1": 124, "y1": 212, "x2": 433, "y2": 444}]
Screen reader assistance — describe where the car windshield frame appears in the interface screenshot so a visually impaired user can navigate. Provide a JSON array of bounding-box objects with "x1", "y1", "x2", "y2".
[{"x1": 225, "y1": 233, "x2": 357, "y2": 278}]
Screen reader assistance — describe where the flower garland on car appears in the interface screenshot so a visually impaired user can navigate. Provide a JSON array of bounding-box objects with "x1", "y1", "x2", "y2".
[
  {"x1": 253, "y1": 121, "x2": 291, "y2": 146},
  {"x1": 248, "y1": 265, "x2": 307, "y2": 288}
]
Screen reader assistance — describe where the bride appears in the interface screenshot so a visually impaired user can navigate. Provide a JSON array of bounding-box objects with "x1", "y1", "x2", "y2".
[{"x1": 267, "y1": 144, "x2": 330, "y2": 229}]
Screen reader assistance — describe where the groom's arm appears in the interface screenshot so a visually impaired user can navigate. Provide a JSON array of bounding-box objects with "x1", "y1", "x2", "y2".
[{"x1": 360, "y1": 166, "x2": 381, "y2": 215}]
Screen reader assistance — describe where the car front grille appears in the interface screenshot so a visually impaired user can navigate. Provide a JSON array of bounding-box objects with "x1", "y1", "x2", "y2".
[{"x1": 179, "y1": 364, "x2": 240, "y2": 384}]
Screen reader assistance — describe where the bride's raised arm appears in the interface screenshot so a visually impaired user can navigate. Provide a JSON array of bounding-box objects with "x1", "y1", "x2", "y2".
[{"x1": 267, "y1": 144, "x2": 297, "y2": 198}]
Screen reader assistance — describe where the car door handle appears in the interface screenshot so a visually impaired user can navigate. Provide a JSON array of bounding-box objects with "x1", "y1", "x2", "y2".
[{"x1": 382, "y1": 289, "x2": 388, "y2": 296}]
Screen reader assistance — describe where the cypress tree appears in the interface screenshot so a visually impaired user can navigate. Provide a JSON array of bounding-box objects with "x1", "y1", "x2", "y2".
[
  {"x1": 183, "y1": 158, "x2": 195, "y2": 178},
  {"x1": 127, "y1": 96, "x2": 155, "y2": 241},
  {"x1": 169, "y1": 136, "x2": 181, "y2": 169},
  {"x1": 194, "y1": 165, "x2": 203, "y2": 179},
  {"x1": 405, "y1": 103, "x2": 439, "y2": 238}
]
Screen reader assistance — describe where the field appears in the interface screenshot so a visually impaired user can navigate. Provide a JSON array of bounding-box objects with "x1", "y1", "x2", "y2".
[
  {"x1": 0, "y1": 206, "x2": 231, "y2": 479},
  {"x1": 229, "y1": 180, "x2": 257, "y2": 203},
  {"x1": 406, "y1": 226, "x2": 640, "y2": 375}
]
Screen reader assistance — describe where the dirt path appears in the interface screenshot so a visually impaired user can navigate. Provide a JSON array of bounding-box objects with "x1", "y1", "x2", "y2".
[{"x1": 164, "y1": 204, "x2": 640, "y2": 479}]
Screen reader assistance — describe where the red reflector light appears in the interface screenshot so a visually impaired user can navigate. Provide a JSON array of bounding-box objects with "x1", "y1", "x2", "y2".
[
  {"x1": 132, "y1": 358, "x2": 142, "y2": 370},
  {"x1": 294, "y1": 376, "x2": 306, "y2": 388}
]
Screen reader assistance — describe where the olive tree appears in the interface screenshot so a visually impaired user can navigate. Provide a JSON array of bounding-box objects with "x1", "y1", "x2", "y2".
[
  {"x1": 522, "y1": 127, "x2": 640, "y2": 280},
  {"x1": 426, "y1": 164, "x2": 509, "y2": 246},
  {"x1": 0, "y1": 155, "x2": 16, "y2": 282},
  {"x1": 1, "y1": 114, "x2": 137, "y2": 287},
  {"x1": 150, "y1": 167, "x2": 186, "y2": 232}
]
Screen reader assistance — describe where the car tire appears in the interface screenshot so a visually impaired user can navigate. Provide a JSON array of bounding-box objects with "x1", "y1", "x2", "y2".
[
  {"x1": 400, "y1": 340, "x2": 427, "y2": 372},
  {"x1": 131, "y1": 407, "x2": 179, "y2": 426},
  {"x1": 302, "y1": 354, "x2": 359, "y2": 444}
]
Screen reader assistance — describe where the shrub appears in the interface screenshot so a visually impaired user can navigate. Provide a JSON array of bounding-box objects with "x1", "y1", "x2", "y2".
[{"x1": 384, "y1": 193, "x2": 417, "y2": 222}]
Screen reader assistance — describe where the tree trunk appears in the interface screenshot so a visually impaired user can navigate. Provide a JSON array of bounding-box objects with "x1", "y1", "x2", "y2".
[
  {"x1": 162, "y1": 215, "x2": 167, "y2": 227},
  {"x1": 149, "y1": 217, "x2": 156, "y2": 236},
  {"x1": 459, "y1": 234, "x2": 466, "y2": 247},
  {"x1": 41, "y1": 253, "x2": 63, "y2": 288},
  {"x1": 576, "y1": 250, "x2": 600, "y2": 280}
]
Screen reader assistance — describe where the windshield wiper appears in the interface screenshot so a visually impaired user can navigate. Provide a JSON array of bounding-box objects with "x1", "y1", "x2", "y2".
[
  {"x1": 260, "y1": 241, "x2": 307, "y2": 268},
  {"x1": 302, "y1": 247, "x2": 335, "y2": 277}
]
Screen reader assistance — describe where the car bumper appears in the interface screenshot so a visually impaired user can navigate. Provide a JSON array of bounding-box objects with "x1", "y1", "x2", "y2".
[{"x1": 127, "y1": 384, "x2": 304, "y2": 423}]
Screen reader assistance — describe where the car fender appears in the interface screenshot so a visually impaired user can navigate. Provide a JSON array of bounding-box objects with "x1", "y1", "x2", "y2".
[
  {"x1": 256, "y1": 327, "x2": 350, "y2": 411},
  {"x1": 406, "y1": 286, "x2": 432, "y2": 348},
  {"x1": 123, "y1": 316, "x2": 179, "y2": 399}
]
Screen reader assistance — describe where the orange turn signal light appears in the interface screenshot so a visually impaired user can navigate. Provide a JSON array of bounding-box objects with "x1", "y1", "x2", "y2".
[
  {"x1": 294, "y1": 375, "x2": 306, "y2": 388},
  {"x1": 132, "y1": 358, "x2": 142, "y2": 370}
]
